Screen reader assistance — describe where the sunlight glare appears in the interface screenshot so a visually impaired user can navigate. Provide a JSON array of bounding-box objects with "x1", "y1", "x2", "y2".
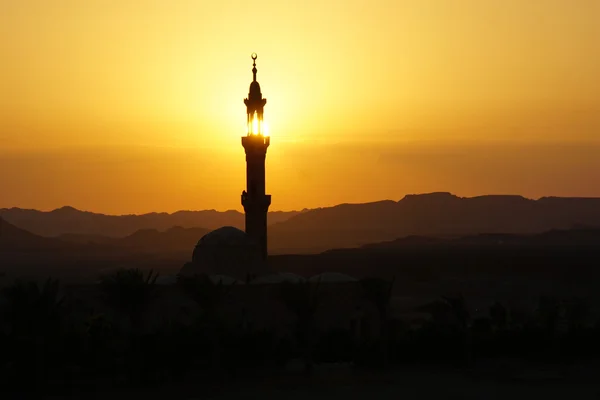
[{"x1": 252, "y1": 114, "x2": 258, "y2": 135}]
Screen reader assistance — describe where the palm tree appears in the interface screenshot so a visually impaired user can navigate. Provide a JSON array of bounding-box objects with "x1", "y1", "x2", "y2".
[
  {"x1": 489, "y1": 301, "x2": 508, "y2": 331},
  {"x1": 359, "y1": 276, "x2": 395, "y2": 367},
  {"x1": 177, "y1": 273, "x2": 232, "y2": 371},
  {"x1": 442, "y1": 295, "x2": 470, "y2": 329},
  {"x1": 99, "y1": 268, "x2": 159, "y2": 334},
  {"x1": 177, "y1": 273, "x2": 231, "y2": 319},
  {"x1": 441, "y1": 294, "x2": 471, "y2": 366},
  {"x1": 2, "y1": 278, "x2": 65, "y2": 336},
  {"x1": 0, "y1": 278, "x2": 66, "y2": 385},
  {"x1": 565, "y1": 296, "x2": 589, "y2": 333},
  {"x1": 279, "y1": 279, "x2": 321, "y2": 374}
]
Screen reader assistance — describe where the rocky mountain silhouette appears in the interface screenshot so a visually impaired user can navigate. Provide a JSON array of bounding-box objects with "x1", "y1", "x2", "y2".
[
  {"x1": 3, "y1": 193, "x2": 600, "y2": 254},
  {"x1": 106, "y1": 226, "x2": 211, "y2": 252},
  {"x1": 0, "y1": 217, "x2": 68, "y2": 251},
  {"x1": 0, "y1": 207, "x2": 300, "y2": 238},
  {"x1": 3, "y1": 213, "x2": 600, "y2": 284},
  {"x1": 361, "y1": 228, "x2": 600, "y2": 249},
  {"x1": 268, "y1": 193, "x2": 600, "y2": 252},
  {"x1": 0, "y1": 217, "x2": 211, "y2": 255}
]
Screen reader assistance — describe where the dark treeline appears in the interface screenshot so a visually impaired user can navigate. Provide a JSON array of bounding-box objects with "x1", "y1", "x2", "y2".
[{"x1": 1, "y1": 269, "x2": 600, "y2": 395}]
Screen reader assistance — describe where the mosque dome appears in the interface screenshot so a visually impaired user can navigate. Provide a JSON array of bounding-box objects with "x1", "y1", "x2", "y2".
[
  {"x1": 195, "y1": 226, "x2": 252, "y2": 249},
  {"x1": 180, "y1": 226, "x2": 265, "y2": 278}
]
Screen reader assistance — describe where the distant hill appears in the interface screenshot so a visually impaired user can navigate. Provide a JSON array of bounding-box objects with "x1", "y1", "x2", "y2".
[
  {"x1": 59, "y1": 226, "x2": 211, "y2": 251},
  {"x1": 270, "y1": 228, "x2": 600, "y2": 274},
  {"x1": 268, "y1": 193, "x2": 600, "y2": 253},
  {"x1": 268, "y1": 229, "x2": 600, "y2": 306},
  {"x1": 0, "y1": 218, "x2": 68, "y2": 251},
  {"x1": 110, "y1": 226, "x2": 211, "y2": 252},
  {"x1": 58, "y1": 226, "x2": 211, "y2": 252},
  {"x1": 3, "y1": 193, "x2": 600, "y2": 254},
  {"x1": 0, "y1": 207, "x2": 300, "y2": 238},
  {"x1": 0, "y1": 214, "x2": 212, "y2": 254},
  {"x1": 361, "y1": 228, "x2": 600, "y2": 249},
  {"x1": 3, "y1": 214, "x2": 600, "y2": 285}
]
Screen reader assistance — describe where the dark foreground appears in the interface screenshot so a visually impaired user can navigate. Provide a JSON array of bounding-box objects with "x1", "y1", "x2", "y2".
[{"x1": 36, "y1": 361, "x2": 600, "y2": 400}]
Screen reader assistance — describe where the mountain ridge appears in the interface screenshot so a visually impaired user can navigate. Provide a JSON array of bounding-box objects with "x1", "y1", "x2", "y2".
[
  {"x1": 267, "y1": 192, "x2": 600, "y2": 252},
  {"x1": 3, "y1": 192, "x2": 600, "y2": 253},
  {"x1": 0, "y1": 207, "x2": 301, "y2": 238}
]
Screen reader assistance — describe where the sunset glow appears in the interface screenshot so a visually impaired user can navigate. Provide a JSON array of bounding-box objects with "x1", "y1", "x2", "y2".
[
  {"x1": 251, "y1": 115, "x2": 259, "y2": 136},
  {"x1": 1, "y1": 0, "x2": 599, "y2": 214}
]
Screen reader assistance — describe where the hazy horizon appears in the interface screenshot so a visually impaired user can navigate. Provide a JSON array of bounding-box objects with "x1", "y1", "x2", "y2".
[
  {"x1": 2, "y1": 0, "x2": 599, "y2": 214},
  {"x1": 1, "y1": 139, "x2": 600, "y2": 214}
]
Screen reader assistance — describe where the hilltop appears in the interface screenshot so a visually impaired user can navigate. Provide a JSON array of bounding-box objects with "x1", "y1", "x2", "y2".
[
  {"x1": 2, "y1": 193, "x2": 600, "y2": 254},
  {"x1": 0, "y1": 206, "x2": 300, "y2": 238}
]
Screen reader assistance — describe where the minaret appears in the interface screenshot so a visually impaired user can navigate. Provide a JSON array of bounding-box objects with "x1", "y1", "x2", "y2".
[{"x1": 241, "y1": 53, "x2": 271, "y2": 261}]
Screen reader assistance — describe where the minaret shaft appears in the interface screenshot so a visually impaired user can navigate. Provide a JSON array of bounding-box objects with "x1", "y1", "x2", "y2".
[{"x1": 241, "y1": 53, "x2": 271, "y2": 261}]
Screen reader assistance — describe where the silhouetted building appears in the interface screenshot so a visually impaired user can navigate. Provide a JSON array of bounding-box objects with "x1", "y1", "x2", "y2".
[
  {"x1": 241, "y1": 53, "x2": 271, "y2": 261},
  {"x1": 180, "y1": 54, "x2": 271, "y2": 279},
  {"x1": 180, "y1": 226, "x2": 263, "y2": 278}
]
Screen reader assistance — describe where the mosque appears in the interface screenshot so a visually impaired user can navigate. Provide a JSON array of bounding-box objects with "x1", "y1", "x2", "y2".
[
  {"x1": 135, "y1": 55, "x2": 435, "y2": 342},
  {"x1": 128, "y1": 56, "x2": 505, "y2": 341},
  {"x1": 176, "y1": 54, "x2": 283, "y2": 282},
  {"x1": 177, "y1": 54, "x2": 359, "y2": 286},
  {"x1": 179, "y1": 54, "x2": 271, "y2": 280}
]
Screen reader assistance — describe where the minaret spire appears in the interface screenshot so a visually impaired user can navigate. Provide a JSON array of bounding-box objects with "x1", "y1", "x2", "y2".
[
  {"x1": 242, "y1": 53, "x2": 271, "y2": 261},
  {"x1": 252, "y1": 52, "x2": 257, "y2": 82},
  {"x1": 244, "y1": 53, "x2": 266, "y2": 136}
]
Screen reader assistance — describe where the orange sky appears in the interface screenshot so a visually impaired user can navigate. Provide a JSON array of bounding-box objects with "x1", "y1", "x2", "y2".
[{"x1": 1, "y1": 0, "x2": 599, "y2": 214}]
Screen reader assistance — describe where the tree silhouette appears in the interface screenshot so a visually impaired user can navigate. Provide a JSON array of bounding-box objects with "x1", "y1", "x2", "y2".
[
  {"x1": 442, "y1": 295, "x2": 470, "y2": 328},
  {"x1": 279, "y1": 279, "x2": 321, "y2": 374},
  {"x1": 99, "y1": 268, "x2": 159, "y2": 333},
  {"x1": 489, "y1": 301, "x2": 508, "y2": 331},
  {"x1": 2, "y1": 278, "x2": 65, "y2": 335},
  {"x1": 177, "y1": 273, "x2": 231, "y2": 319},
  {"x1": 359, "y1": 276, "x2": 395, "y2": 367},
  {"x1": 177, "y1": 273, "x2": 232, "y2": 371},
  {"x1": 566, "y1": 297, "x2": 589, "y2": 333},
  {"x1": 0, "y1": 278, "x2": 66, "y2": 386},
  {"x1": 441, "y1": 294, "x2": 471, "y2": 366}
]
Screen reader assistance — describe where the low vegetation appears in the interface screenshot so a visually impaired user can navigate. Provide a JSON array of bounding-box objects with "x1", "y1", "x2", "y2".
[{"x1": 0, "y1": 269, "x2": 599, "y2": 395}]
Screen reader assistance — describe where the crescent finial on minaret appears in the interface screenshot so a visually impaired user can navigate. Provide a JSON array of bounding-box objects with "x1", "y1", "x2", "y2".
[{"x1": 251, "y1": 53, "x2": 257, "y2": 82}]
